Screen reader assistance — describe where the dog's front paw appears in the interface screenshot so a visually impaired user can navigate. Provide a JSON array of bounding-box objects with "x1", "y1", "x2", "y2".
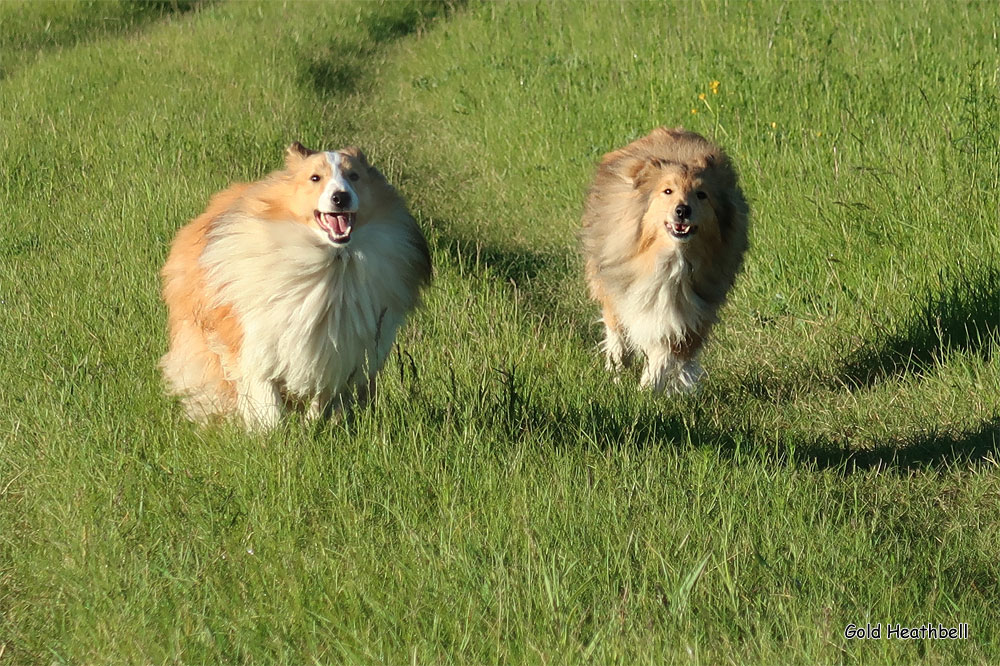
[
  {"x1": 600, "y1": 321, "x2": 629, "y2": 375},
  {"x1": 236, "y1": 379, "x2": 283, "y2": 431},
  {"x1": 307, "y1": 393, "x2": 331, "y2": 421},
  {"x1": 240, "y1": 406, "x2": 281, "y2": 432},
  {"x1": 605, "y1": 352, "x2": 626, "y2": 375},
  {"x1": 673, "y1": 360, "x2": 704, "y2": 394},
  {"x1": 640, "y1": 357, "x2": 703, "y2": 395},
  {"x1": 639, "y1": 363, "x2": 668, "y2": 393}
]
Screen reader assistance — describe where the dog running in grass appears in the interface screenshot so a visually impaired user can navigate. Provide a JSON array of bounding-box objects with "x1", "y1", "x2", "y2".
[
  {"x1": 160, "y1": 142, "x2": 431, "y2": 429},
  {"x1": 581, "y1": 127, "x2": 749, "y2": 393}
]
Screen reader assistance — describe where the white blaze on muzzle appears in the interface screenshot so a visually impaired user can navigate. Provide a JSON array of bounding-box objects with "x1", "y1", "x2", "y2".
[{"x1": 315, "y1": 151, "x2": 358, "y2": 245}]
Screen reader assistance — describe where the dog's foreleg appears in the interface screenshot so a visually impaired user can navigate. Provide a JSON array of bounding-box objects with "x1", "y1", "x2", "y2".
[
  {"x1": 639, "y1": 346, "x2": 672, "y2": 393},
  {"x1": 236, "y1": 377, "x2": 282, "y2": 430},
  {"x1": 307, "y1": 390, "x2": 331, "y2": 421},
  {"x1": 640, "y1": 347, "x2": 703, "y2": 394},
  {"x1": 603, "y1": 329, "x2": 628, "y2": 374},
  {"x1": 675, "y1": 358, "x2": 705, "y2": 393},
  {"x1": 600, "y1": 307, "x2": 628, "y2": 374}
]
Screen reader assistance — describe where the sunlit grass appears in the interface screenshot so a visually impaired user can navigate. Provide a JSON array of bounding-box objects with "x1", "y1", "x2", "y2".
[{"x1": 1, "y1": 1, "x2": 998, "y2": 663}]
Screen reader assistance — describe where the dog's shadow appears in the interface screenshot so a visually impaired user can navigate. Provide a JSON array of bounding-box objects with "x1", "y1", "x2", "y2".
[
  {"x1": 391, "y1": 354, "x2": 999, "y2": 473},
  {"x1": 836, "y1": 265, "x2": 999, "y2": 389},
  {"x1": 537, "y1": 401, "x2": 998, "y2": 474},
  {"x1": 727, "y1": 265, "x2": 1000, "y2": 403}
]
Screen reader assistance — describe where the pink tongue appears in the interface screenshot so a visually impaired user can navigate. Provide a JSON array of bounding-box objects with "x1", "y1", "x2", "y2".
[{"x1": 323, "y1": 213, "x2": 349, "y2": 236}]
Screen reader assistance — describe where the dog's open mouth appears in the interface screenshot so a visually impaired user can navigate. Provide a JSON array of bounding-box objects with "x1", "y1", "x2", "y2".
[
  {"x1": 315, "y1": 210, "x2": 355, "y2": 244},
  {"x1": 668, "y1": 221, "x2": 696, "y2": 239}
]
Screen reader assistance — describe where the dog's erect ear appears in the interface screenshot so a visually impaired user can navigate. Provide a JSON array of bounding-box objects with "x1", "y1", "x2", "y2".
[
  {"x1": 340, "y1": 146, "x2": 370, "y2": 166},
  {"x1": 341, "y1": 146, "x2": 382, "y2": 178},
  {"x1": 623, "y1": 157, "x2": 665, "y2": 189},
  {"x1": 285, "y1": 141, "x2": 316, "y2": 167}
]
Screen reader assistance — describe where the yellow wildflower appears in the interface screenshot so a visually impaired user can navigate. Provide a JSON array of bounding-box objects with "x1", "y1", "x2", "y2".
[
  {"x1": 691, "y1": 108, "x2": 698, "y2": 114},
  {"x1": 698, "y1": 93, "x2": 706, "y2": 101},
  {"x1": 710, "y1": 80, "x2": 720, "y2": 94}
]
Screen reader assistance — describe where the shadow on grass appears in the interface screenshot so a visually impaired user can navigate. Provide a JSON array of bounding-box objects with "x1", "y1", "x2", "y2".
[
  {"x1": 837, "y1": 265, "x2": 1000, "y2": 389},
  {"x1": 408, "y1": 233, "x2": 997, "y2": 474},
  {"x1": 576, "y1": 406, "x2": 997, "y2": 474},
  {"x1": 542, "y1": 400, "x2": 998, "y2": 474},
  {"x1": 304, "y1": 0, "x2": 465, "y2": 96},
  {"x1": 434, "y1": 232, "x2": 598, "y2": 345},
  {"x1": 720, "y1": 265, "x2": 1000, "y2": 405},
  {"x1": 815, "y1": 419, "x2": 999, "y2": 472},
  {"x1": 390, "y1": 354, "x2": 999, "y2": 475},
  {"x1": 0, "y1": 1, "x2": 208, "y2": 79},
  {"x1": 436, "y1": 234, "x2": 562, "y2": 285}
]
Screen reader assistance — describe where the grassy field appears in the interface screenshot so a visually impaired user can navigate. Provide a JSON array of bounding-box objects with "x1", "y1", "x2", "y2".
[{"x1": 1, "y1": 0, "x2": 999, "y2": 663}]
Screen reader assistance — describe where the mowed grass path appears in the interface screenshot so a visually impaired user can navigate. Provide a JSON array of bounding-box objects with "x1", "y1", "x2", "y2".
[{"x1": 1, "y1": 1, "x2": 998, "y2": 663}]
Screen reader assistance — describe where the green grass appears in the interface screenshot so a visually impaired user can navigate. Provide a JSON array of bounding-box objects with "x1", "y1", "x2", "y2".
[{"x1": 1, "y1": 0, "x2": 998, "y2": 663}]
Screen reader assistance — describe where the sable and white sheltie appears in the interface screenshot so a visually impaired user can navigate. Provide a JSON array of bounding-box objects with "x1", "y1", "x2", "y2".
[
  {"x1": 581, "y1": 127, "x2": 749, "y2": 393},
  {"x1": 160, "y1": 142, "x2": 431, "y2": 429}
]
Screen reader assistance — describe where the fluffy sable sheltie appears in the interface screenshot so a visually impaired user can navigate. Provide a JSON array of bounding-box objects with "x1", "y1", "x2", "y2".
[
  {"x1": 160, "y1": 142, "x2": 431, "y2": 429},
  {"x1": 581, "y1": 127, "x2": 749, "y2": 393}
]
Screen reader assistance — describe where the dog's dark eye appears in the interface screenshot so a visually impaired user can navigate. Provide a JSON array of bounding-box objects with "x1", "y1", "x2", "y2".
[
  {"x1": 348, "y1": 172, "x2": 360, "y2": 182},
  {"x1": 663, "y1": 188, "x2": 672, "y2": 195},
  {"x1": 696, "y1": 191, "x2": 707, "y2": 199},
  {"x1": 309, "y1": 175, "x2": 321, "y2": 182}
]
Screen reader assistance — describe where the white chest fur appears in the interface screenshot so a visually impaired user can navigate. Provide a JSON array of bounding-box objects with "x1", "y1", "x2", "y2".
[
  {"x1": 201, "y1": 217, "x2": 419, "y2": 399},
  {"x1": 618, "y1": 253, "x2": 712, "y2": 350}
]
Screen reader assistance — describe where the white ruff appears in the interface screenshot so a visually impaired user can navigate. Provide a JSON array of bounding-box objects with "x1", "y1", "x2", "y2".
[
  {"x1": 201, "y1": 215, "x2": 422, "y2": 403},
  {"x1": 618, "y1": 253, "x2": 712, "y2": 351}
]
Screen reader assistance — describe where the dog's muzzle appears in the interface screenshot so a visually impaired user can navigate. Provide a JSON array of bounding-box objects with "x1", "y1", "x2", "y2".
[
  {"x1": 667, "y1": 219, "x2": 696, "y2": 239},
  {"x1": 315, "y1": 210, "x2": 355, "y2": 244}
]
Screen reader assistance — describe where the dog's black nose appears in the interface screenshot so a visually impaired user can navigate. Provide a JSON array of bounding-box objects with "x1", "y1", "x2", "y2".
[
  {"x1": 331, "y1": 191, "x2": 352, "y2": 209},
  {"x1": 675, "y1": 204, "x2": 692, "y2": 220}
]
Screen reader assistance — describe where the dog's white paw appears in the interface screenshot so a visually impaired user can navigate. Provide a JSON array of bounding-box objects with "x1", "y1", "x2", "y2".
[
  {"x1": 673, "y1": 360, "x2": 704, "y2": 393},
  {"x1": 236, "y1": 379, "x2": 283, "y2": 431},
  {"x1": 307, "y1": 394, "x2": 330, "y2": 421},
  {"x1": 605, "y1": 353, "x2": 625, "y2": 374},
  {"x1": 640, "y1": 358, "x2": 703, "y2": 395}
]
